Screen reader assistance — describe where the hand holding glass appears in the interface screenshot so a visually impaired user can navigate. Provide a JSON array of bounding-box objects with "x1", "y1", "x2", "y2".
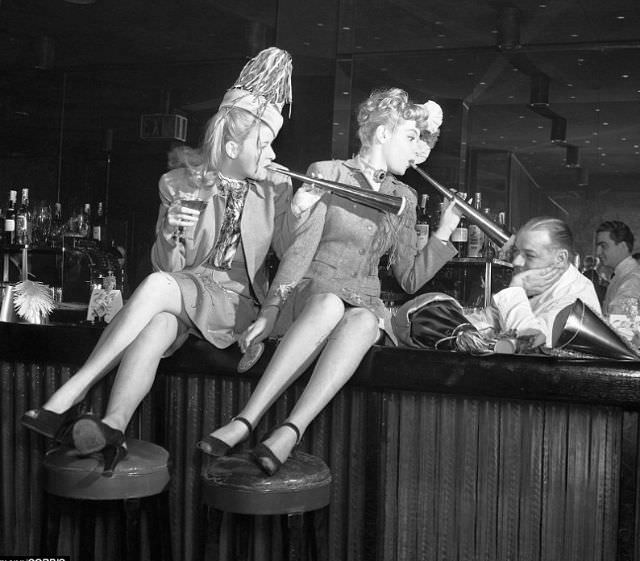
[{"x1": 171, "y1": 187, "x2": 210, "y2": 239}]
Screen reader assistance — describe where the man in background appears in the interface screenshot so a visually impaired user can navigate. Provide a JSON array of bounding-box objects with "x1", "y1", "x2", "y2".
[{"x1": 595, "y1": 220, "x2": 640, "y2": 316}]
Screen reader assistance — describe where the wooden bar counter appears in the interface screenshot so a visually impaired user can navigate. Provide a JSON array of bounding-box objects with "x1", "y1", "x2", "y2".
[{"x1": 2, "y1": 320, "x2": 640, "y2": 561}]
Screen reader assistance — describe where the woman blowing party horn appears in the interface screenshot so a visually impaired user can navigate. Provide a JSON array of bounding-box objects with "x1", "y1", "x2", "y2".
[{"x1": 198, "y1": 87, "x2": 463, "y2": 475}]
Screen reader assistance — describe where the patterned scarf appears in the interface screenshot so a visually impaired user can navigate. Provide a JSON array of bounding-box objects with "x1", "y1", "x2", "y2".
[{"x1": 210, "y1": 173, "x2": 250, "y2": 269}]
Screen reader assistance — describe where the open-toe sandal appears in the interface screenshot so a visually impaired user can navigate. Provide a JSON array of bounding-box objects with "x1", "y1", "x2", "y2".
[
  {"x1": 252, "y1": 421, "x2": 301, "y2": 476},
  {"x1": 196, "y1": 416, "x2": 253, "y2": 457},
  {"x1": 21, "y1": 402, "x2": 88, "y2": 442},
  {"x1": 72, "y1": 414, "x2": 125, "y2": 456}
]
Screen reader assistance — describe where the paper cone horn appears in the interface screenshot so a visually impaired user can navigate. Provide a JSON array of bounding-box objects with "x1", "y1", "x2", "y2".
[{"x1": 552, "y1": 299, "x2": 640, "y2": 360}]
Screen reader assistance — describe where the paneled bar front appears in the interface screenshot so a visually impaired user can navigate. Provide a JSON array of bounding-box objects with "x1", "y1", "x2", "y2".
[{"x1": 2, "y1": 321, "x2": 640, "y2": 561}]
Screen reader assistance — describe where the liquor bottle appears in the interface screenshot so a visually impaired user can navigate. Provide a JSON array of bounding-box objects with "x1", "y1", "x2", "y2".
[
  {"x1": 451, "y1": 191, "x2": 468, "y2": 257},
  {"x1": 3, "y1": 190, "x2": 17, "y2": 245},
  {"x1": 50, "y1": 202, "x2": 64, "y2": 244},
  {"x1": 482, "y1": 207, "x2": 496, "y2": 259},
  {"x1": 15, "y1": 188, "x2": 31, "y2": 245},
  {"x1": 415, "y1": 193, "x2": 430, "y2": 251},
  {"x1": 79, "y1": 203, "x2": 91, "y2": 238},
  {"x1": 466, "y1": 192, "x2": 485, "y2": 258},
  {"x1": 92, "y1": 201, "x2": 104, "y2": 243}
]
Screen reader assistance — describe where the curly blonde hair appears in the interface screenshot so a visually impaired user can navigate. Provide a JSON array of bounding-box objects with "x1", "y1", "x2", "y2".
[{"x1": 356, "y1": 87, "x2": 431, "y2": 150}]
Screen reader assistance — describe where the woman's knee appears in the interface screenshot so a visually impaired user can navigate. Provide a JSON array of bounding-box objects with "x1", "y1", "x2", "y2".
[
  {"x1": 307, "y1": 293, "x2": 345, "y2": 318},
  {"x1": 343, "y1": 308, "x2": 380, "y2": 340},
  {"x1": 136, "y1": 271, "x2": 177, "y2": 296}
]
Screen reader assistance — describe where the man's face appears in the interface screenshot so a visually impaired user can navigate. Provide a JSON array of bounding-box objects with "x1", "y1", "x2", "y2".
[
  {"x1": 595, "y1": 231, "x2": 629, "y2": 269},
  {"x1": 381, "y1": 119, "x2": 420, "y2": 175},
  {"x1": 511, "y1": 228, "x2": 562, "y2": 274},
  {"x1": 234, "y1": 122, "x2": 276, "y2": 181}
]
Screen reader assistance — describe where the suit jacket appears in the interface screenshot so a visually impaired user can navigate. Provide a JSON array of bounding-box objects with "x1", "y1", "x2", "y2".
[
  {"x1": 265, "y1": 158, "x2": 456, "y2": 340},
  {"x1": 151, "y1": 166, "x2": 298, "y2": 304},
  {"x1": 603, "y1": 255, "x2": 640, "y2": 315}
]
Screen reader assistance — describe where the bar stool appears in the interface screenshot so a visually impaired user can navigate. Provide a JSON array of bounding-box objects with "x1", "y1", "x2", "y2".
[
  {"x1": 202, "y1": 451, "x2": 332, "y2": 561},
  {"x1": 42, "y1": 438, "x2": 172, "y2": 561}
]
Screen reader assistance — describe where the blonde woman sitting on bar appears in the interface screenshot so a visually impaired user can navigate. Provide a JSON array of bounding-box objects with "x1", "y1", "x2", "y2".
[
  {"x1": 21, "y1": 48, "x2": 303, "y2": 476},
  {"x1": 197, "y1": 87, "x2": 462, "y2": 475}
]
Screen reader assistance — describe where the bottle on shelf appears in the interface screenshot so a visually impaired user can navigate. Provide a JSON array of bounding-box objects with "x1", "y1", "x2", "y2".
[
  {"x1": 15, "y1": 188, "x2": 31, "y2": 245},
  {"x1": 3, "y1": 190, "x2": 17, "y2": 245},
  {"x1": 92, "y1": 201, "x2": 105, "y2": 243},
  {"x1": 466, "y1": 192, "x2": 485, "y2": 258},
  {"x1": 451, "y1": 191, "x2": 468, "y2": 258},
  {"x1": 415, "y1": 193, "x2": 430, "y2": 251},
  {"x1": 78, "y1": 203, "x2": 92, "y2": 238},
  {"x1": 482, "y1": 207, "x2": 496, "y2": 260},
  {"x1": 50, "y1": 202, "x2": 64, "y2": 244}
]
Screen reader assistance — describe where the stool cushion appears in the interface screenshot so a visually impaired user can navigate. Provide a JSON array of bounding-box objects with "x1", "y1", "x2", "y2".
[
  {"x1": 43, "y1": 438, "x2": 170, "y2": 500},
  {"x1": 202, "y1": 451, "x2": 331, "y2": 515}
]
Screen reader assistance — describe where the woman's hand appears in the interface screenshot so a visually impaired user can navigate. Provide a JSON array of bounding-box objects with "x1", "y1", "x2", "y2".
[
  {"x1": 163, "y1": 200, "x2": 201, "y2": 235},
  {"x1": 291, "y1": 172, "x2": 326, "y2": 216},
  {"x1": 238, "y1": 306, "x2": 279, "y2": 352},
  {"x1": 434, "y1": 197, "x2": 463, "y2": 241}
]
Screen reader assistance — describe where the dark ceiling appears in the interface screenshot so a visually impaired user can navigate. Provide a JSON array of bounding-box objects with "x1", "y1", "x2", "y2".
[{"x1": 1, "y1": 0, "x2": 640, "y2": 199}]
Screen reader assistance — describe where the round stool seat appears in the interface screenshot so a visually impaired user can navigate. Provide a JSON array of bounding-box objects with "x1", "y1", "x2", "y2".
[
  {"x1": 202, "y1": 451, "x2": 331, "y2": 515},
  {"x1": 43, "y1": 438, "x2": 170, "y2": 500}
]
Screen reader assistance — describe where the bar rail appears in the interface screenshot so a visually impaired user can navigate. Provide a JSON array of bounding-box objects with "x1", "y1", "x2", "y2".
[{"x1": 2, "y1": 322, "x2": 640, "y2": 561}]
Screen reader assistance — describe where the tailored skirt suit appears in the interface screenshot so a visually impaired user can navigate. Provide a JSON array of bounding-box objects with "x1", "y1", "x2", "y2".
[
  {"x1": 265, "y1": 158, "x2": 457, "y2": 343},
  {"x1": 150, "y1": 166, "x2": 302, "y2": 352}
]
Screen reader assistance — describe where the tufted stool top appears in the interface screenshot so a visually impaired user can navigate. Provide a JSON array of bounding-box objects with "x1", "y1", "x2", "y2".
[
  {"x1": 202, "y1": 451, "x2": 332, "y2": 515},
  {"x1": 43, "y1": 438, "x2": 170, "y2": 501}
]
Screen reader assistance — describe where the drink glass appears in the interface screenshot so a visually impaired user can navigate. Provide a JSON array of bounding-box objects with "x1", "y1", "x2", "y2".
[
  {"x1": 32, "y1": 201, "x2": 52, "y2": 246},
  {"x1": 173, "y1": 186, "x2": 211, "y2": 239}
]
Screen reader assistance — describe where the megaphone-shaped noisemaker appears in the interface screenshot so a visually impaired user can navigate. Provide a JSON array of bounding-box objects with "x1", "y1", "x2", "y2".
[{"x1": 552, "y1": 299, "x2": 640, "y2": 361}]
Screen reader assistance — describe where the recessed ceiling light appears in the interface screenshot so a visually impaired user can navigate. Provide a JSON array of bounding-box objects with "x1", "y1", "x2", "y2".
[
  {"x1": 519, "y1": 115, "x2": 525, "y2": 119},
  {"x1": 341, "y1": 26, "x2": 351, "y2": 31},
  {"x1": 621, "y1": 74, "x2": 630, "y2": 78},
  {"x1": 617, "y1": 15, "x2": 625, "y2": 20},
  {"x1": 621, "y1": 137, "x2": 628, "y2": 141},
  {"x1": 594, "y1": 108, "x2": 601, "y2": 112},
  {"x1": 567, "y1": 83, "x2": 574, "y2": 87},
  {"x1": 303, "y1": 41, "x2": 311, "y2": 46},
  {"x1": 332, "y1": 122, "x2": 340, "y2": 126},
  {"x1": 570, "y1": 34, "x2": 579, "y2": 38},
  {"x1": 584, "y1": 140, "x2": 591, "y2": 144},
  {"x1": 577, "y1": 58, "x2": 585, "y2": 63},
  {"x1": 342, "y1": 91, "x2": 350, "y2": 95},
  {"x1": 316, "y1": 22, "x2": 324, "y2": 27},
  {"x1": 438, "y1": 34, "x2": 446, "y2": 38},
  {"x1": 603, "y1": 122, "x2": 609, "y2": 126},
  {"x1": 538, "y1": 125, "x2": 544, "y2": 129}
]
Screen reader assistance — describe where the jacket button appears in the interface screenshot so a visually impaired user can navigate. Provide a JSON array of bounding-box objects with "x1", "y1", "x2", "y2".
[
  {"x1": 367, "y1": 225, "x2": 373, "y2": 231},
  {"x1": 359, "y1": 249, "x2": 365, "y2": 255}
]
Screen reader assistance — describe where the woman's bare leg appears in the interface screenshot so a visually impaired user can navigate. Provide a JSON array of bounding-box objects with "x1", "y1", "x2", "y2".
[
  {"x1": 262, "y1": 307, "x2": 379, "y2": 464},
  {"x1": 43, "y1": 272, "x2": 184, "y2": 414},
  {"x1": 100, "y1": 311, "x2": 180, "y2": 433},
  {"x1": 206, "y1": 293, "x2": 347, "y2": 446}
]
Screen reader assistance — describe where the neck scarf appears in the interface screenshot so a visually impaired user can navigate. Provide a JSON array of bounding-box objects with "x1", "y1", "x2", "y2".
[{"x1": 210, "y1": 173, "x2": 250, "y2": 270}]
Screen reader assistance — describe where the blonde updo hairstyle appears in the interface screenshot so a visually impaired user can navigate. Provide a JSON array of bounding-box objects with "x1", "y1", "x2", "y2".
[
  {"x1": 357, "y1": 87, "x2": 430, "y2": 152},
  {"x1": 168, "y1": 107, "x2": 261, "y2": 183}
]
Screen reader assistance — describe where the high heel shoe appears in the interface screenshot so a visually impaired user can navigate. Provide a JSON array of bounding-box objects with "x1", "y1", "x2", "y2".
[
  {"x1": 252, "y1": 421, "x2": 301, "y2": 476},
  {"x1": 101, "y1": 441, "x2": 128, "y2": 478},
  {"x1": 71, "y1": 414, "x2": 125, "y2": 456},
  {"x1": 21, "y1": 402, "x2": 88, "y2": 441},
  {"x1": 196, "y1": 416, "x2": 253, "y2": 457}
]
